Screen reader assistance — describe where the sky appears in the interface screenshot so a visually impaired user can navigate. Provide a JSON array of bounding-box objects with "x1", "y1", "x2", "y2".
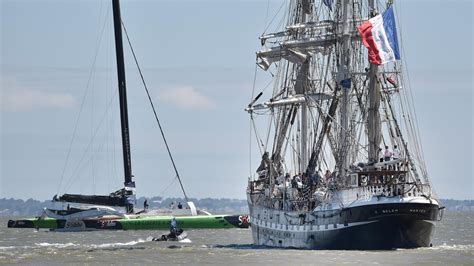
[{"x1": 1, "y1": 0, "x2": 473, "y2": 201}]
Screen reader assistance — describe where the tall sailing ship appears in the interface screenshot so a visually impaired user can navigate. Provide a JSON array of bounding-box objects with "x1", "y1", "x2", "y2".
[{"x1": 246, "y1": 0, "x2": 443, "y2": 249}]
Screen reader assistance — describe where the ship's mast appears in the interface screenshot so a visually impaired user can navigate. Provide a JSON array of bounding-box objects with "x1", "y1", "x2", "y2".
[
  {"x1": 297, "y1": 0, "x2": 310, "y2": 174},
  {"x1": 112, "y1": 0, "x2": 134, "y2": 212},
  {"x1": 367, "y1": 0, "x2": 382, "y2": 164},
  {"x1": 336, "y1": 0, "x2": 352, "y2": 177}
]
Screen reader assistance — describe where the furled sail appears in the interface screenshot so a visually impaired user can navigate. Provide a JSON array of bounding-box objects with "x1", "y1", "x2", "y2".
[{"x1": 54, "y1": 182, "x2": 136, "y2": 208}]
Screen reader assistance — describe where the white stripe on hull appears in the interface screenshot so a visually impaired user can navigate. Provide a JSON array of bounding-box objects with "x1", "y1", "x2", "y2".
[{"x1": 252, "y1": 218, "x2": 377, "y2": 232}]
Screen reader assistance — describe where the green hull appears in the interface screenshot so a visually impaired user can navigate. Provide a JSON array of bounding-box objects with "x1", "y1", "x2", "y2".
[{"x1": 8, "y1": 214, "x2": 249, "y2": 230}]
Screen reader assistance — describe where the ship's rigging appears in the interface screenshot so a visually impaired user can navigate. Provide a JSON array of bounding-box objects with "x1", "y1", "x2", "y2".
[
  {"x1": 247, "y1": 0, "x2": 431, "y2": 190},
  {"x1": 246, "y1": 0, "x2": 442, "y2": 250}
]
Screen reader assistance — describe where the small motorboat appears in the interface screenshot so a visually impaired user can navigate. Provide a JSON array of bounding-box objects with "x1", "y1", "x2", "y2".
[{"x1": 152, "y1": 229, "x2": 188, "y2": 242}]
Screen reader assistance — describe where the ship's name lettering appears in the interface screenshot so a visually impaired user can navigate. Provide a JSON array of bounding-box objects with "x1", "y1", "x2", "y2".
[
  {"x1": 409, "y1": 209, "x2": 426, "y2": 213},
  {"x1": 381, "y1": 209, "x2": 398, "y2": 214}
]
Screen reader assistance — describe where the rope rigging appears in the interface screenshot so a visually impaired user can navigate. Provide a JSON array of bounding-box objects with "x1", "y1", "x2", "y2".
[
  {"x1": 247, "y1": 1, "x2": 431, "y2": 193},
  {"x1": 57, "y1": 5, "x2": 112, "y2": 196},
  {"x1": 121, "y1": 20, "x2": 189, "y2": 202}
]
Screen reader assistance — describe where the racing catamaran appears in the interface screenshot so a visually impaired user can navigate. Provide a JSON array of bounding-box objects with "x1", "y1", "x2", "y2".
[
  {"x1": 48, "y1": 0, "x2": 194, "y2": 219},
  {"x1": 8, "y1": 0, "x2": 249, "y2": 231}
]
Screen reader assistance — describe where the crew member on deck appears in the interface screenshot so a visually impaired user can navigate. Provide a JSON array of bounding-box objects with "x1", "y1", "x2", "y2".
[
  {"x1": 144, "y1": 199, "x2": 149, "y2": 210},
  {"x1": 384, "y1": 146, "x2": 392, "y2": 161},
  {"x1": 309, "y1": 172, "x2": 319, "y2": 187},
  {"x1": 291, "y1": 175, "x2": 298, "y2": 188},
  {"x1": 177, "y1": 202, "x2": 183, "y2": 209},
  {"x1": 392, "y1": 145, "x2": 400, "y2": 159},
  {"x1": 324, "y1": 170, "x2": 332, "y2": 184},
  {"x1": 392, "y1": 145, "x2": 400, "y2": 170}
]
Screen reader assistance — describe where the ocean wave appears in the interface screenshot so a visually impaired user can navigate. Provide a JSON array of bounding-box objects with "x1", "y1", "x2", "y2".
[
  {"x1": 429, "y1": 243, "x2": 474, "y2": 251},
  {"x1": 89, "y1": 238, "x2": 149, "y2": 249},
  {"x1": 34, "y1": 242, "x2": 78, "y2": 248},
  {"x1": 200, "y1": 244, "x2": 270, "y2": 250},
  {"x1": 0, "y1": 246, "x2": 16, "y2": 251}
]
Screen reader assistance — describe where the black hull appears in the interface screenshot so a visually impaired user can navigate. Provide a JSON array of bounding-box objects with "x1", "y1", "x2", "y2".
[
  {"x1": 310, "y1": 217, "x2": 435, "y2": 250},
  {"x1": 250, "y1": 202, "x2": 441, "y2": 250}
]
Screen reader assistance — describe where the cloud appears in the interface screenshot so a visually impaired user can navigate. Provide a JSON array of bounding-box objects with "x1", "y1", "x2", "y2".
[
  {"x1": 1, "y1": 87, "x2": 74, "y2": 112},
  {"x1": 158, "y1": 87, "x2": 215, "y2": 110}
]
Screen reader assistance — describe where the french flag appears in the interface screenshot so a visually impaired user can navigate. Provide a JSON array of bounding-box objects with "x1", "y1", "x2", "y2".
[{"x1": 357, "y1": 6, "x2": 400, "y2": 65}]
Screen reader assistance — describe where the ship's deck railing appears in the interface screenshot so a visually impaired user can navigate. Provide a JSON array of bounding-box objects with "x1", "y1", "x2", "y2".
[
  {"x1": 362, "y1": 183, "x2": 432, "y2": 198},
  {"x1": 336, "y1": 182, "x2": 433, "y2": 206},
  {"x1": 343, "y1": 167, "x2": 415, "y2": 190},
  {"x1": 248, "y1": 186, "x2": 317, "y2": 212},
  {"x1": 247, "y1": 170, "x2": 433, "y2": 211}
]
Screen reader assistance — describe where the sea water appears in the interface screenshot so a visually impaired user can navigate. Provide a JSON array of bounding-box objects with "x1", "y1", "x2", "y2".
[{"x1": 0, "y1": 212, "x2": 472, "y2": 265}]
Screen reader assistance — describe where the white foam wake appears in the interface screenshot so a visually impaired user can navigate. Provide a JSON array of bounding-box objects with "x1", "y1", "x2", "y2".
[
  {"x1": 90, "y1": 238, "x2": 149, "y2": 249},
  {"x1": 430, "y1": 243, "x2": 474, "y2": 251},
  {"x1": 34, "y1": 242, "x2": 78, "y2": 248},
  {"x1": 0, "y1": 246, "x2": 17, "y2": 251}
]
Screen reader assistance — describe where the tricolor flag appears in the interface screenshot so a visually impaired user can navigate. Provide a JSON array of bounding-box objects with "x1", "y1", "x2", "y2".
[{"x1": 357, "y1": 6, "x2": 400, "y2": 65}]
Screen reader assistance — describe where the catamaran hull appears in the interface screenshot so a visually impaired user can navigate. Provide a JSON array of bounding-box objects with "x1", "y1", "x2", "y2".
[
  {"x1": 249, "y1": 201, "x2": 440, "y2": 250},
  {"x1": 7, "y1": 214, "x2": 250, "y2": 231}
]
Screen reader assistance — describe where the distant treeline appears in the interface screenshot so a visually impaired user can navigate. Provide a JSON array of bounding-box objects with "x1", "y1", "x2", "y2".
[
  {"x1": 0, "y1": 197, "x2": 249, "y2": 217},
  {"x1": 438, "y1": 199, "x2": 474, "y2": 211},
  {"x1": 0, "y1": 197, "x2": 472, "y2": 217}
]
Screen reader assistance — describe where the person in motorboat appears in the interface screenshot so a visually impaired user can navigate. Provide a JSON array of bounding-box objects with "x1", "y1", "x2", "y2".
[
  {"x1": 153, "y1": 217, "x2": 187, "y2": 241},
  {"x1": 169, "y1": 217, "x2": 177, "y2": 238}
]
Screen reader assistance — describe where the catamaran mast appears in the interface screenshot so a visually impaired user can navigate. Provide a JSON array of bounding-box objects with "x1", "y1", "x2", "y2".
[
  {"x1": 112, "y1": 0, "x2": 135, "y2": 213},
  {"x1": 112, "y1": 0, "x2": 133, "y2": 187}
]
